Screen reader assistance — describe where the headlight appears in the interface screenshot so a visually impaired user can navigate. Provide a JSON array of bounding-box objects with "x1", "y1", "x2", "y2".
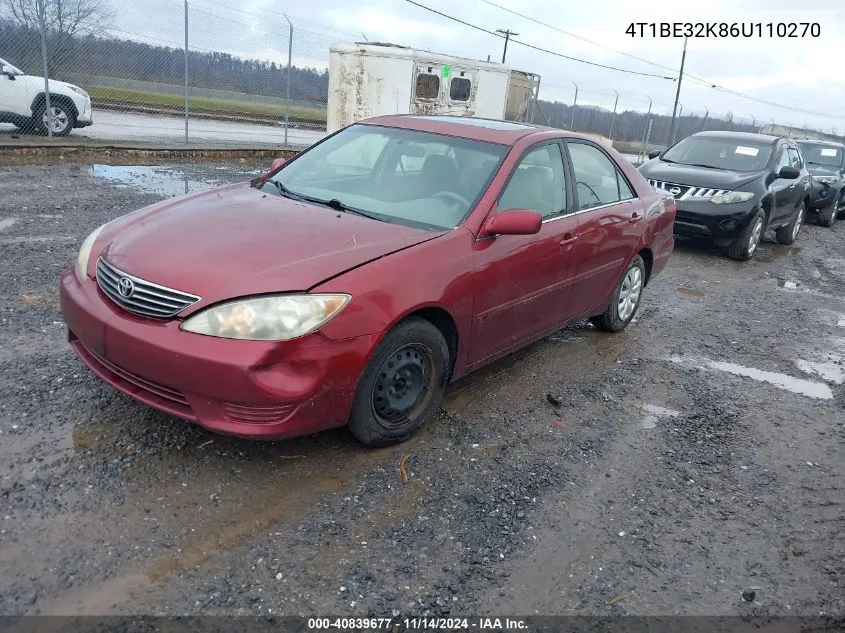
[
  {"x1": 814, "y1": 176, "x2": 839, "y2": 185},
  {"x1": 74, "y1": 224, "x2": 106, "y2": 281},
  {"x1": 709, "y1": 191, "x2": 754, "y2": 205},
  {"x1": 68, "y1": 85, "x2": 89, "y2": 99},
  {"x1": 180, "y1": 294, "x2": 351, "y2": 341}
]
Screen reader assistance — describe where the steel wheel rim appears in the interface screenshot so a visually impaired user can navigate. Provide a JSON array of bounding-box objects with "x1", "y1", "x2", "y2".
[
  {"x1": 792, "y1": 206, "x2": 804, "y2": 240},
  {"x1": 617, "y1": 266, "x2": 643, "y2": 322},
  {"x1": 371, "y1": 344, "x2": 435, "y2": 430},
  {"x1": 43, "y1": 106, "x2": 69, "y2": 133},
  {"x1": 748, "y1": 217, "x2": 763, "y2": 255}
]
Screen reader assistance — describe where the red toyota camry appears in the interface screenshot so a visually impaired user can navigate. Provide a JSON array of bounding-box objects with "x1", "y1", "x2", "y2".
[{"x1": 60, "y1": 115, "x2": 675, "y2": 446}]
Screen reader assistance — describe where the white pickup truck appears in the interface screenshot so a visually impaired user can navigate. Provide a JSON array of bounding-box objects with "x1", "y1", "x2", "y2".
[{"x1": 0, "y1": 57, "x2": 93, "y2": 136}]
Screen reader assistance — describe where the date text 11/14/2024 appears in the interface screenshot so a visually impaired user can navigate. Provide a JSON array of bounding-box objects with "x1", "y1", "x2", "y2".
[{"x1": 307, "y1": 617, "x2": 529, "y2": 631}]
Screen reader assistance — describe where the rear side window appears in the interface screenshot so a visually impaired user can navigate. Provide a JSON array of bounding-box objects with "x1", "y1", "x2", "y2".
[
  {"x1": 415, "y1": 74, "x2": 440, "y2": 100},
  {"x1": 450, "y1": 77, "x2": 471, "y2": 101},
  {"x1": 567, "y1": 142, "x2": 635, "y2": 210}
]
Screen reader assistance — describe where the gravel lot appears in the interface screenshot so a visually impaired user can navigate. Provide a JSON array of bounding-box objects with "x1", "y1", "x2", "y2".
[{"x1": 0, "y1": 162, "x2": 843, "y2": 620}]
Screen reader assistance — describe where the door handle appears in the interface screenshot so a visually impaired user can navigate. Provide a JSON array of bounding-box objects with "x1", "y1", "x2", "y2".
[
  {"x1": 560, "y1": 233, "x2": 578, "y2": 246},
  {"x1": 629, "y1": 212, "x2": 643, "y2": 223}
]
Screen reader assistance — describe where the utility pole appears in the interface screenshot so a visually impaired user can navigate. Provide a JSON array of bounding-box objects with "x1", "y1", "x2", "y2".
[
  {"x1": 608, "y1": 89, "x2": 619, "y2": 140},
  {"x1": 284, "y1": 15, "x2": 293, "y2": 146},
  {"x1": 184, "y1": 0, "x2": 189, "y2": 144},
  {"x1": 667, "y1": 35, "x2": 688, "y2": 147},
  {"x1": 36, "y1": 0, "x2": 52, "y2": 137},
  {"x1": 496, "y1": 29, "x2": 518, "y2": 63},
  {"x1": 570, "y1": 82, "x2": 578, "y2": 131},
  {"x1": 700, "y1": 107, "x2": 709, "y2": 131},
  {"x1": 671, "y1": 103, "x2": 683, "y2": 145},
  {"x1": 638, "y1": 96, "x2": 653, "y2": 164},
  {"x1": 749, "y1": 115, "x2": 756, "y2": 132}
]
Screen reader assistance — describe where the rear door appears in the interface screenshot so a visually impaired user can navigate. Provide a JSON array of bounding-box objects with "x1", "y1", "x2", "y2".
[
  {"x1": 563, "y1": 140, "x2": 644, "y2": 318},
  {"x1": 469, "y1": 141, "x2": 578, "y2": 366}
]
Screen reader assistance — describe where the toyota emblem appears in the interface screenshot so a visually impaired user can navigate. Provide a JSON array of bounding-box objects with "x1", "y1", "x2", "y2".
[
  {"x1": 117, "y1": 277, "x2": 135, "y2": 298},
  {"x1": 669, "y1": 186, "x2": 682, "y2": 196}
]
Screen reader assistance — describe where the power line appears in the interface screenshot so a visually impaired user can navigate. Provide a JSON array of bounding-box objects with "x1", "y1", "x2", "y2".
[
  {"x1": 403, "y1": 0, "x2": 675, "y2": 80},
  {"x1": 477, "y1": 0, "x2": 681, "y2": 75},
  {"x1": 477, "y1": 0, "x2": 845, "y2": 120}
]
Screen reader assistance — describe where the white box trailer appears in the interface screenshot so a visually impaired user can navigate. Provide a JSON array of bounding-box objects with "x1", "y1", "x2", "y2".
[{"x1": 327, "y1": 42, "x2": 540, "y2": 133}]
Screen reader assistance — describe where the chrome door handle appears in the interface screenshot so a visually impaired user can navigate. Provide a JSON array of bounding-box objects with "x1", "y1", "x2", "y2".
[{"x1": 560, "y1": 234, "x2": 578, "y2": 246}]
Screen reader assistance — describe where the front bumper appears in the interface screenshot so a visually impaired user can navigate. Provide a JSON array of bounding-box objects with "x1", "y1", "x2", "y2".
[
  {"x1": 806, "y1": 180, "x2": 841, "y2": 211},
  {"x1": 672, "y1": 198, "x2": 758, "y2": 245},
  {"x1": 75, "y1": 98, "x2": 93, "y2": 127},
  {"x1": 59, "y1": 268, "x2": 377, "y2": 440}
]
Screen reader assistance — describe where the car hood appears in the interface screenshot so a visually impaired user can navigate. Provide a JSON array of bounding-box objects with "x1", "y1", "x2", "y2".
[
  {"x1": 97, "y1": 182, "x2": 446, "y2": 309},
  {"x1": 639, "y1": 161, "x2": 763, "y2": 190}
]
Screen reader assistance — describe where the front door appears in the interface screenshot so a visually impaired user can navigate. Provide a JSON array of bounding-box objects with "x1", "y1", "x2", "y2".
[
  {"x1": 469, "y1": 141, "x2": 578, "y2": 366},
  {"x1": 770, "y1": 145, "x2": 798, "y2": 223},
  {"x1": 563, "y1": 141, "x2": 643, "y2": 318}
]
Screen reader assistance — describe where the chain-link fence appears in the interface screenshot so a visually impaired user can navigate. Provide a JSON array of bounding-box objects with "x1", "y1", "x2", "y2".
[{"x1": 1, "y1": 0, "x2": 843, "y2": 149}]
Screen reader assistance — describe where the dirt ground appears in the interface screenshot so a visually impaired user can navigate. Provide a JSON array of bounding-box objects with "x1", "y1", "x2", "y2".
[{"x1": 0, "y1": 163, "x2": 843, "y2": 621}]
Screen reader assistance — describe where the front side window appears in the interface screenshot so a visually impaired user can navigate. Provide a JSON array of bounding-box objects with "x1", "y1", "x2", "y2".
[
  {"x1": 662, "y1": 137, "x2": 773, "y2": 172},
  {"x1": 498, "y1": 144, "x2": 567, "y2": 219},
  {"x1": 268, "y1": 124, "x2": 508, "y2": 230},
  {"x1": 415, "y1": 73, "x2": 440, "y2": 100},
  {"x1": 776, "y1": 148, "x2": 791, "y2": 171},
  {"x1": 567, "y1": 142, "x2": 634, "y2": 210},
  {"x1": 788, "y1": 148, "x2": 802, "y2": 169}
]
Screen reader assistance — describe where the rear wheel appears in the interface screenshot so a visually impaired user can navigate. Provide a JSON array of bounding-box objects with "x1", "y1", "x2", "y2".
[
  {"x1": 776, "y1": 201, "x2": 805, "y2": 245},
  {"x1": 590, "y1": 255, "x2": 645, "y2": 333},
  {"x1": 33, "y1": 100, "x2": 75, "y2": 136},
  {"x1": 725, "y1": 209, "x2": 765, "y2": 261},
  {"x1": 348, "y1": 317, "x2": 450, "y2": 447}
]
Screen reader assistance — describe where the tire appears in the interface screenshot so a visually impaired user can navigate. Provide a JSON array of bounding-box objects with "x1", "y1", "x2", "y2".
[
  {"x1": 348, "y1": 317, "x2": 450, "y2": 447},
  {"x1": 32, "y1": 99, "x2": 76, "y2": 136},
  {"x1": 590, "y1": 255, "x2": 646, "y2": 333},
  {"x1": 819, "y1": 203, "x2": 836, "y2": 228},
  {"x1": 776, "y1": 201, "x2": 805, "y2": 245},
  {"x1": 836, "y1": 190, "x2": 845, "y2": 220},
  {"x1": 725, "y1": 209, "x2": 765, "y2": 261}
]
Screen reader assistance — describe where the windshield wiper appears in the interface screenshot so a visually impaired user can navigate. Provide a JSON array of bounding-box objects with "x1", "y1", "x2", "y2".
[
  {"x1": 685, "y1": 163, "x2": 726, "y2": 170},
  {"x1": 317, "y1": 197, "x2": 390, "y2": 222}
]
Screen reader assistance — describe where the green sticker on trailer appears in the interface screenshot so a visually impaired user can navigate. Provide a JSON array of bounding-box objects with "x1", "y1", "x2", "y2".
[{"x1": 443, "y1": 65, "x2": 451, "y2": 77}]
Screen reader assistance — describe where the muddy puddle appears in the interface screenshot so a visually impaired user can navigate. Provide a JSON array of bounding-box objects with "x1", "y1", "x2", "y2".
[
  {"x1": 677, "y1": 286, "x2": 704, "y2": 298},
  {"x1": 755, "y1": 245, "x2": 802, "y2": 263},
  {"x1": 89, "y1": 164, "x2": 260, "y2": 197}
]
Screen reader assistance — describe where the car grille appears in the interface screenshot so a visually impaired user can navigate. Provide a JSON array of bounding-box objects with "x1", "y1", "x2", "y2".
[
  {"x1": 96, "y1": 258, "x2": 200, "y2": 319},
  {"x1": 647, "y1": 179, "x2": 729, "y2": 201}
]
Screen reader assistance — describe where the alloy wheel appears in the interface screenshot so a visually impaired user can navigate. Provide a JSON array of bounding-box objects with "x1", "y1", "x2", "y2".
[
  {"x1": 748, "y1": 217, "x2": 764, "y2": 256},
  {"x1": 792, "y1": 206, "x2": 804, "y2": 240},
  {"x1": 42, "y1": 106, "x2": 70, "y2": 134}
]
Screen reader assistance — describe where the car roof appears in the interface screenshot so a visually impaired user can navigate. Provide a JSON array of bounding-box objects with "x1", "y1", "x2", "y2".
[
  {"x1": 689, "y1": 130, "x2": 781, "y2": 144},
  {"x1": 357, "y1": 114, "x2": 580, "y2": 145},
  {"x1": 794, "y1": 138, "x2": 845, "y2": 148}
]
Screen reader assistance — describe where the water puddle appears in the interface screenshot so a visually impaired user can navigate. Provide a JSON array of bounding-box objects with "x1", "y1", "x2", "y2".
[
  {"x1": 640, "y1": 404, "x2": 680, "y2": 429},
  {"x1": 795, "y1": 358, "x2": 845, "y2": 384},
  {"x1": 668, "y1": 355, "x2": 833, "y2": 399},
  {"x1": 756, "y1": 245, "x2": 802, "y2": 263},
  {"x1": 89, "y1": 165, "x2": 259, "y2": 198},
  {"x1": 677, "y1": 286, "x2": 704, "y2": 299},
  {"x1": 0, "y1": 217, "x2": 17, "y2": 232}
]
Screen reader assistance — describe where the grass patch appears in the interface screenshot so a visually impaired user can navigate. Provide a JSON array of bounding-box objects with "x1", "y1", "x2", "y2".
[{"x1": 85, "y1": 86, "x2": 327, "y2": 123}]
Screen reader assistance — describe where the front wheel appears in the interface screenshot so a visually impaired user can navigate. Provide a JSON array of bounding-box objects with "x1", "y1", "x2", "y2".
[
  {"x1": 725, "y1": 209, "x2": 765, "y2": 261},
  {"x1": 348, "y1": 317, "x2": 450, "y2": 447},
  {"x1": 819, "y1": 203, "x2": 836, "y2": 228},
  {"x1": 33, "y1": 100, "x2": 75, "y2": 136},
  {"x1": 590, "y1": 255, "x2": 646, "y2": 333},
  {"x1": 776, "y1": 202, "x2": 805, "y2": 245}
]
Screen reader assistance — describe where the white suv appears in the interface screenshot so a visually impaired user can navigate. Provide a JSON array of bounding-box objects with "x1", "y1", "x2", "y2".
[{"x1": 0, "y1": 57, "x2": 93, "y2": 136}]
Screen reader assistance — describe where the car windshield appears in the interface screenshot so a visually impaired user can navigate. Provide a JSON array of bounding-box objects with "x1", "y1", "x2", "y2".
[
  {"x1": 796, "y1": 143, "x2": 844, "y2": 169},
  {"x1": 661, "y1": 137, "x2": 773, "y2": 172},
  {"x1": 266, "y1": 124, "x2": 509, "y2": 230}
]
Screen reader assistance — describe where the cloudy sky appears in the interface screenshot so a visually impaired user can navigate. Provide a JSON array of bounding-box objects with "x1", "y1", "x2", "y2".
[{"x1": 116, "y1": 0, "x2": 845, "y2": 132}]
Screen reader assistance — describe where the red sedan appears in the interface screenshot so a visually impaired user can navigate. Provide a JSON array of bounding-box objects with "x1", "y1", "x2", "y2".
[{"x1": 60, "y1": 115, "x2": 675, "y2": 446}]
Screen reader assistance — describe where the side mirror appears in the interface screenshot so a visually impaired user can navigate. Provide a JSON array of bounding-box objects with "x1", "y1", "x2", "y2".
[
  {"x1": 481, "y1": 209, "x2": 542, "y2": 237},
  {"x1": 648, "y1": 150, "x2": 660, "y2": 160},
  {"x1": 778, "y1": 165, "x2": 800, "y2": 179},
  {"x1": 2, "y1": 65, "x2": 16, "y2": 80}
]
